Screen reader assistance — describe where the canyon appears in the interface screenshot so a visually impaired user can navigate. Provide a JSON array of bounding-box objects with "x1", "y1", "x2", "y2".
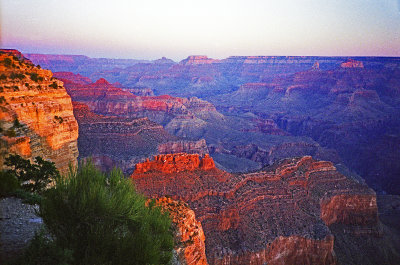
[
  {"x1": 11, "y1": 51, "x2": 399, "y2": 264},
  {"x1": 28, "y1": 53, "x2": 400, "y2": 195}
]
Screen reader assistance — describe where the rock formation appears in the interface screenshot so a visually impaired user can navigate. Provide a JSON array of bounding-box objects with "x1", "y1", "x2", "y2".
[
  {"x1": 131, "y1": 154, "x2": 380, "y2": 264},
  {"x1": 158, "y1": 139, "x2": 209, "y2": 156},
  {"x1": 340, "y1": 59, "x2": 364, "y2": 68},
  {"x1": 180, "y1": 56, "x2": 219, "y2": 65},
  {"x1": 134, "y1": 153, "x2": 215, "y2": 174},
  {"x1": 154, "y1": 197, "x2": 208, "y2": 265},
  {"x1": 73, "y1": 101, "x2": 176, "y2": 173},
  {"x1": 0, "y1": 50, "x2": 78, "y2": 174}
]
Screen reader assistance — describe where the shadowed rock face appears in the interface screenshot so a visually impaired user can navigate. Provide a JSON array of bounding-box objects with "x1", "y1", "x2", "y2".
[
  {"x1": 132, "y1": 154, "x2": 378, "y2": 264},
  {"x1": 72, "y1": 101, "x2": 176, "y2": 173},
  {"x1": 154, "y1": 197, "x2": 208, "y2": 265},
  {"x1": 158, "y1": 139, "x2": 209, "y2": 156},
  {"x1": 0, "y1": 50, "x2": 78, "y2": 174}
]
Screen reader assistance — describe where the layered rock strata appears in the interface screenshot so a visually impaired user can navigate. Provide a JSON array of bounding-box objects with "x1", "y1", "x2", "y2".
[
  {"x1": 132, "y1": 154, "x2": 378, "y2": 264},
  {"x1": 158, "y1": 139, "x2": 209, "y2": 156},
  {"x1": 0, "y1": 50, "x2": 78, "y2": 174},
  {"x1": 73, "y1": 101, "x2": 176, "y2": 173}
]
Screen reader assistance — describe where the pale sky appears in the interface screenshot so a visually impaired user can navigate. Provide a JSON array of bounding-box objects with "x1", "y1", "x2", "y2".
[{"x1": 1, "y1": 0, "x2": 400, "y2": 60}]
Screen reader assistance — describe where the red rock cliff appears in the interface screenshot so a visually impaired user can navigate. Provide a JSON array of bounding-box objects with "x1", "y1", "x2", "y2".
[
  {"x1": 134, "y1": 153, "x2": 215, "y2": 174},
  {"x1": 0, "y1": 50, "x2": 78, "y2": 174},
  {"x1": 154, "y1": 197, "x2": 208, "y2": 265}
]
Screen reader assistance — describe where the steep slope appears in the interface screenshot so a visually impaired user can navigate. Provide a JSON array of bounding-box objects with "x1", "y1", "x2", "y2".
[
  {"x1": 0, "y1": 49, "x2": 78, "y2": 174},
  {"x1": 155, "y1": 197, "x2": 208, "y2": 265},
  {"x1": 131, "y1": 154, "x2": 393, "y2": 264}
]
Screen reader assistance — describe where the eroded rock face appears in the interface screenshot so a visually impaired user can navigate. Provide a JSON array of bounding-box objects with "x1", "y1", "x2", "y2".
[
  {"x1": 0, "y1": 50, "x2": 78, "y2": 174},
  {"x1": 62, "y1": 78, "x2": 223, "y2": 127},
  {"x1": 73, "y1": 101, "x2": 176, "y2": 173},
  {"x1": 134, "y1": 153, "x2": 215, "y2": 174},
  {"x1": 132, "y1": 154, "x2": 377, "y2": 264},
  {"x1": 154, "y1": 197, "x2": 208, "y2": 265},
  {"x1": 158, "y1": 139, "x2": 209, "y2": 156}
]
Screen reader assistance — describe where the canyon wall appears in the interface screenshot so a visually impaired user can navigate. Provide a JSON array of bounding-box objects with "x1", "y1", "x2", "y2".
[{"x1": 0, "y1": 49, "x2": 78, "y2": 174}]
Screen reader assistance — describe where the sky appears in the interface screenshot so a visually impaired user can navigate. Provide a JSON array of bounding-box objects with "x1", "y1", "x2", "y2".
[{"x1": 1, "y1": 0, "x2": 400, "y2": 60}]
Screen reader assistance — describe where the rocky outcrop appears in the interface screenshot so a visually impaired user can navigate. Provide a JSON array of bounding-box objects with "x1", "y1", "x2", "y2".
[
  {"x1": 0, "y1": 50, "x2": 78, "y2": 174},
  {"x1": 320, "y1": 194, "x2": 377, "y2": 226},
  {"x1": 134, "y1": 153, "x2": 215, "y2": 174},
  {"x1": 340, "y1": 59, "x2": 364, "y2": 68},
  {"x1": 154, "y1": 197, "x2": 208, "y2": 265},
  {"x1": 158, "y1": 139, "x2": 209, "y2": 156},
  {"x1": 180, "y1": 56, "x2": 219, "y2": 65},
  {"x1": 132, "y1": 155, "x2": 378, "y2": 264},
  {"x1": 153, "y1": 57, "x2": 176, "y2": 64}
]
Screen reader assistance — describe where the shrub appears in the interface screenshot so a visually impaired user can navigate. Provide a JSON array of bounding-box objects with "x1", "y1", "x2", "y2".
[
  {"x1": 9, "y1": 73, "x2": 25, "y2": 80},
  {"x1": 49, "y1": 82, "x2": 58, "y2": 89},
  {"x1": 13, "y1": 118, "x2": 22, "y2": 128},
  {"x1": 0, "y1": 171, "x2": 20, "y2": 197},
  {"x1": 54, "y1": 116, "x2": 64, "y2": 124},
  {"x1": 3, "y1": 57, "x2": 12, "y2": 67},
  {"x1": 29, "y1": 73, "x2": 43, "y2": 82},
  {"x1": 5, "y1": 128, "x2": 16, "y2": 137},
  {"x1": 5, "y1": 154, "x2": 60, "y2": 194},
  {"x1": 12, "y1": 189, "x2": 42, "y2": 205},
  {"x1": 40, "y1": 162, "x2": 173, "y2": 265}
]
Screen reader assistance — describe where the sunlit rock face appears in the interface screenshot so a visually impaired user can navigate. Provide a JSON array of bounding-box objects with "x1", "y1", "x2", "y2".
[
  {"x1": 340, "y1": 59, "x2": 364, "y2": 68},
  {"x1": 154, "y1": 197, "x2": 208, "y2": 265},
  {"x1": 132, "y1": 154, "x2": 378, "y2": 264},
  {"x1": 0, "y1": 49, "x2": 78, "y2": 174}
]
